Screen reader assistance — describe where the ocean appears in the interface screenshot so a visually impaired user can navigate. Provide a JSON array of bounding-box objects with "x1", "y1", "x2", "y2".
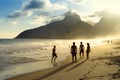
[{"x1": 0, "y1": 39, "x2": 103, "y2": 80}]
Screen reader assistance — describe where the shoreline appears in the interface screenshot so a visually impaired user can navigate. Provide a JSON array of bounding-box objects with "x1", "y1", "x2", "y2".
[
  {"x1": 6, "y1": 55, "x2": 73, "y2": 80},
  {"x1": 6, "y1": 42, "x2": 120, "y2": 80}
]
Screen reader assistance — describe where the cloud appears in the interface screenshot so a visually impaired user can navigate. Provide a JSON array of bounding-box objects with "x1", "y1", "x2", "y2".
[
  {"x1": 7, "y1": 0, "x2": 52, "y2": 19},
  {"x1": 31, "y1": 16, "x2": 46, "y2": 25},
  {"x1": 7, "y1": 10, "x2": 33, "y2": 19},
  {"x1": 82, "y1": 15, "x2": 101, "y2": 24},
  {"x1": 7, "y1": 0, "x2": 67, "y2": 19},
  {"x1": 67, "y1": 0, "x2": 90, "y2": 7},
  {"x1": 80, "y1": 12, "x2": 102, "y2": 25},
  {"x1": 48, "y1": 16, "x2": 64, "y2": 23},
  {"x1": 30, "y1": 14, "x2": 64, "y2": 26},
  {"x1": 9, "y1": 21, "x2": 18, "y2": 26},
  {"x1": 22, "y1": 0, "x2": 52, "y2": 11},
  {"x1": 52, "y1": 4, "x2": 67, "y2": 11},
  {"x1": 67, "y1": 0, "x2": 84, "y2": 5},
  {"x1": 0, "y1": 19, "x2": 3, "y2": 23},
  {"x1": 7, "y1": 10, "x2": 25, "y2": 18}
]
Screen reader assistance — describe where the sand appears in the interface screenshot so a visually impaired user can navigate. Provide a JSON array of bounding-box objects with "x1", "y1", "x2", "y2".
[{"x1": 6, "y1": 41, "x2": 120, "y2": 80}]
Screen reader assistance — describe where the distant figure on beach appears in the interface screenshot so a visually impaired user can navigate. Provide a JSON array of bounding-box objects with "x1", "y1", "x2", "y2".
[
  {"x1": 107, "y1": 40, "x2": 110, "y2": 43},
  {"x1": 71, "y1": 42, "x2": 77, "y2": 63},
  {"x1": 79, "y1": 42, "x2": 84, "y2": 58},
  {"x1": 51, "y1": 45, "x2": 57, "y2": 62},
  {"x1": 86, "y1": 43, "x2": 91, "y2": 59}
]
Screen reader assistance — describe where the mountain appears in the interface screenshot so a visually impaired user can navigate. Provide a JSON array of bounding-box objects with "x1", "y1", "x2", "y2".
[
  {"x1": 95, "y1": 12, "x2": 120, "y2": 36},
  {"x1": 15, "y1": 11, "x2": 120, "y2": 39},
  {"x1": 15, "y1": 11, "x2": 96, "y2": 39}
]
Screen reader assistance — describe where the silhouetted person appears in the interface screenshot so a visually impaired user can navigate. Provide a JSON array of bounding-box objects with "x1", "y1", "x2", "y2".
[
  {"x1": 86, "y1": 43, "x2": 91, "y2": 59},
  {"x1": 107, "y1": 40, "x2": 110, "y2": 43},
  {"x1": 79, "y1": 42, "x2": 84, "y2": 58},
  {"x1": 71, "y1": 42, "x2": 77, "y2": 63},
  {"x1": 51, "y1": 45, "x2": 57, "y2": 62}
]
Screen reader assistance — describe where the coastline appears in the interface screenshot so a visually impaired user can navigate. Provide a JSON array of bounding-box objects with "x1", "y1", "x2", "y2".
[
  {"x1": 6, "y1": 55, "x2": 73, "y2": 80},
  {"x1": 6, "y1": 41, "x2": 120, "y2": 80}
]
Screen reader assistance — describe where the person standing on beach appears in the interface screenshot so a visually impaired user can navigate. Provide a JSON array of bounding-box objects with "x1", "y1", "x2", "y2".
[
  {"x1": 51, "y1": 45, "x2": 57, "y2": 62},
  {"x1": 86, "y1": 43, "x2": 91, "y2": 59},
  {"x1": 71, "y1": 42, "x2": 77, "y2": 63},
  {"x1": 79, "y1": 42, "x2": 84, "y2": 58}
]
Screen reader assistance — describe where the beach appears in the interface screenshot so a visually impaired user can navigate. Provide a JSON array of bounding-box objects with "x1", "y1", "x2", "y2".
[{"x1": 6, "y1": 39, "x2": 120, "y2": 80}]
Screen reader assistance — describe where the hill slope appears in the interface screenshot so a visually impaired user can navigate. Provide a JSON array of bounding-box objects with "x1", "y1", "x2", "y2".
[
  {"x1": 16, "y1": 12, "x2": 95, "y2": 39},
  {"x1": 15, "y1": 11, "x2": 120, "y2": 39}
]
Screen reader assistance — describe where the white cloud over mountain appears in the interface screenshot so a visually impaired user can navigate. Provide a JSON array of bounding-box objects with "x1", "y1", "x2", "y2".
[{"x1": 7, "y1": 0, "x2": 67, "y2": 19}]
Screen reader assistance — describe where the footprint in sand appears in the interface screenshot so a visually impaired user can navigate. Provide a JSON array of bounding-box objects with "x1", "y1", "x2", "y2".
[
  {"x1": 83, "y1": 70, "x2": 91, "y2": 78},
  {"x1": 90, "y1": 66, "x2": 95, "y2": 71},
  {"x1": 81, "y1": 63, "x2": 99, "y2": 80},
  {"x1": 84, "y1": 73, "x2": 86, "y2": 76},
  {"x1": 87, "y1": 70, "x2": 91, "y2": 74},
  {"x1": 93, "y1": 64, "x2": 96, "y2": 67}
]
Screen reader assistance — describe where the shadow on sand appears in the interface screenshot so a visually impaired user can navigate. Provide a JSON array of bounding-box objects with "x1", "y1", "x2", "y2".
[
  {"x1": 35, "y1": 62, "x2": 73, "y2": 80},
  {"x1": 35, "y1": 59, "x2": 87, "y2": 80},
  {"x1": 66, "y1": 59, "x2": 87, "y2": 72},
  {"x1": 51, "y1": 61, "x2": 57, "y2": 66}
]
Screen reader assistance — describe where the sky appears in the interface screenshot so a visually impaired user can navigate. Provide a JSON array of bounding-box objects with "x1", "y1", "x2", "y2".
[{"x1": 0, "y1": 0, "x2": 120, "y2": 38}]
